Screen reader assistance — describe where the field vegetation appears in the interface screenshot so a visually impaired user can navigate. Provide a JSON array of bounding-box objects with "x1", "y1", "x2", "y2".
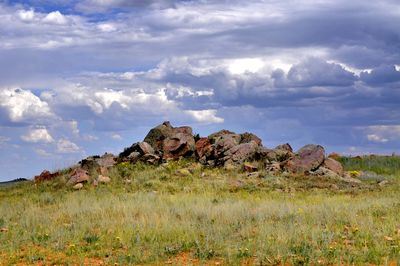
[{"x1": 1, "y1": 156, "x2": 400, "y2": 265}]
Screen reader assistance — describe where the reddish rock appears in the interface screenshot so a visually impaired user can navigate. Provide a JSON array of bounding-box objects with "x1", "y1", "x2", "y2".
[
  {"x1": 67, "y1": 168, "x2": 90, "y2": 185},
  {"x1": 322, "y1": 158, "x2": 344, "y2": 176},
  {"x1": 284, "y1": 144, "x2": 325, "y2": 174},
  {"x1": 143, "y1": 121, "x2": 175, "y2": 152},
  {"x1": 195, "y1": 137, "x2": 214, "y2": 163},
  {"x1": 162, "y1": 132, "x2": 195, "y2": 160},
  {"x1": 34, "y1": 170, "x2": 60, "y2": 183}
]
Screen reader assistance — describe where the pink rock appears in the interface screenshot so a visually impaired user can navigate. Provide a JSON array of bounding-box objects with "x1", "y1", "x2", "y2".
[
  {"x1": 322, "y1": 158, "x2": 344, "y2": 176},
  {"x1": 284, "y1": 144, "x2": 325, "y2": 174}
]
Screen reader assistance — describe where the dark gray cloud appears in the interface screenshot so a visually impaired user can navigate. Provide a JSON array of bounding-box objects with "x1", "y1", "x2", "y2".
[{"x1": 360, "y1": 65, "x2": 400, "y2": 85}]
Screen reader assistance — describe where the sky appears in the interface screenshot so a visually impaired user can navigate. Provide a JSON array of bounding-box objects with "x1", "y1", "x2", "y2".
[{"x1": 0, "y1": 0, "x2": 400, "y2": 181}]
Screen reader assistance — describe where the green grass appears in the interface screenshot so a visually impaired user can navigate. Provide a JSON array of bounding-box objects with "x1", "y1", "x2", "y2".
[
  {"x1": 0, "y1": 157, "x2": 399, "y2": 265},
  {"x1": 339, "y1": 155, "x2": 400, "y2": 176}
]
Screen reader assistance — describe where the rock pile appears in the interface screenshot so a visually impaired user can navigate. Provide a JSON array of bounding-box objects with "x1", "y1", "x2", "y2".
[
  {"x1": 117, "y1": 121, "x2": 349, "y2": 180},
  {"x1": 34, "y1": 121, "x2": 354, "y2": 186}
]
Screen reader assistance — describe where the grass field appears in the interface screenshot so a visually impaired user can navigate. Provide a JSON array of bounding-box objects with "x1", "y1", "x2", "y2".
[{"x1": 1, "y1": 156, "x2": 400, "y2": 265}]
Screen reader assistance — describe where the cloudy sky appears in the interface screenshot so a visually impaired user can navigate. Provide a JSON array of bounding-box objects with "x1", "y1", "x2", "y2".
[{"x1": 1, "y1": 0, "x2": 399, "y2": 181}]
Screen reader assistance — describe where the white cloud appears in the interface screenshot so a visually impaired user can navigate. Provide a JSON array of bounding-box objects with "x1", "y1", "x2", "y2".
[
  {"x1": 186, "y1": 109, "x2": 224, "y2": 124},
  {"x1": 17, "y1": 9, "x2": 35, "y2": 22},
  {"x1": 57, "y1": 138, "x2": 81, "y2": 153},
  {"x1": 111, "y1": 133, "x2": 122, "y2": 140},
  {"x1": 69, "y1": 120, "x2": 80, "y2": 135},
  {"x1": 367, "y1": 134, "x2": 388, "y2": 143},
  {"x1": 43, "y1": 11, "x2": 67, "y2": 25},
  {"x1": 228, "y1": 58, "x2": 264, "y2": 74},
  {"x1": 35, "y1": 148, "x2": 52, "y2": 157},
  {"x1": 366, "y1": 125, "x2": 400, "y2": 143},
  {"x1": 98, "y1": 23, "x2": 117, "y2": 32},
  {"x1": 82, "y1": 134, "x2": 99, "y2": 141},
  {"x1": 21, "y1": 127, "x2": 54, "y2": 143},
  {"x1": 94, "y1": 89, "x2": 131, "y2": 110},
  {"x1": 0, "y1": 88, "x2": 53, "y2": 123}
]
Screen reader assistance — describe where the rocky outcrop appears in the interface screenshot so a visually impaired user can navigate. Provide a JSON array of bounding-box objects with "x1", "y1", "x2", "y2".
[
  {"x1": 34, "y1": 170, "x2": 61, "y2": 183},
  {"x1": 33, "y1": 122, "x2": 351, "y2": 185}
]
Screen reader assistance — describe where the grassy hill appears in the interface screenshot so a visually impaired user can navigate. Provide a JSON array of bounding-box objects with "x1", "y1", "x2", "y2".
[{"x1": 0, "y1": 156, "x2": 400, "y2": 265}]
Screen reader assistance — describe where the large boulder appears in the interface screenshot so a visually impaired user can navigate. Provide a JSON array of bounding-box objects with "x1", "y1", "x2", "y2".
[
  {"x1": 143, "y1": 121, "x2": 174, "y2": 152},
  {"x1": 210, "y1": 130, "x2": 241, "y2": 162},
  {"x1": 120, "y1": 142, "x2": 155, "y2": 163},
  {"x1": 322, "y1": 158, "x2": 344, "y2": 176},
  {"x1": 284, "y1": 144, "x2": 325, "y2": 174},
  {"x1": 67, "y1": 168, "x2": 91, "y2": 185},
  {"x1": 162, "y1": 132, "x2": 195, "y2": 160},
  {"x1": 120, "y1": 142, "x2": 154, "y2": 158},
  {"x1": 143, "y1": 121, "x2": 195, "y2": 160},
  {"x1": 224, "y1": 141, "x2": 259, "y2": 165},
  {"x1": 257, "y1": 145, "x2": 294, "y2": 163},
  {"x1": 205, "y1": 129, "x2": 263, "y2": 166},
  {"x1": 195, "y1": 137, "x2": 214, "y2": 164}
]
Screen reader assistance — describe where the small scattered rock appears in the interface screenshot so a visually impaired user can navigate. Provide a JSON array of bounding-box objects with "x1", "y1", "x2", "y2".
[
  {"x1": 97, "y1": 175, "x2": 111, "y2": 184},
  {"x1": 378, "y1": 180, "x2": 389, "y2": 187},
  {"x1": 247, "y1": 172, "x2": 261, "y2": 178},
  {"x1": 265, "y1": 162, "x2": 281, "y2": 174},
  {"x1": 243, "y1": 162, "x2": 258, "y2": 172},
  {"x1": 73, "y1": 183, "x2": 83, "y2": 190},
  {"x1": 0, "y1": 227, "x2": 8, "y2": 232}
]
